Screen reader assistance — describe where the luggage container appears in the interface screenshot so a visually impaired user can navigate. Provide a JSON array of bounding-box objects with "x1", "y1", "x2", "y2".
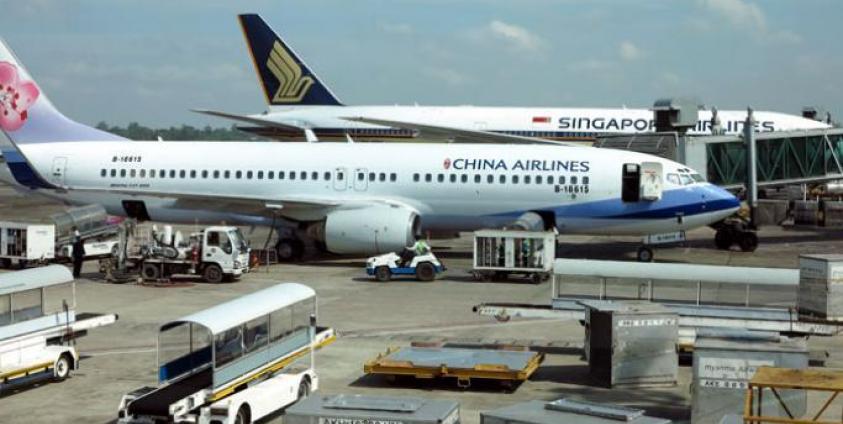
[
  {"x1": 690, "y1": 332, "x2": 808, "y2": 424},
  {"x1": 821, "y1": 201, "x2": 843, "y2": 227},
  {"x1": 798, "y1": 254, "x2": 843, "y2": 321},
  {"x1": 0, "y1": 222, "x2": 55, "y2": 268},
  {"x1": 480, "y1": 398, "x2": 671, "y2": 424},
  {"x1": 472, "y1": 230, "x2": 555, "y2": 283},
  {"x1": 285, "y1": 394, "x2": 460, "y2": 424},
  {"x1": 581, "y1": 300, "x2": 678, "y2": 387}
]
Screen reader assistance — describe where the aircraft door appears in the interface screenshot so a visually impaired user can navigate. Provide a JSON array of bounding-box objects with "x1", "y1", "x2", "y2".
[
  {"x1": 51, "y1": 157, "x2": 67, "y2": 185},
  {"x1": 353, "y1": 167, "x2": 368, "y2": 191},
  {"x1": 640, "y1": 162, "x2": 663, "y2": 201},
  {"x1": 333, "y1": 167, "x2": 347, "y2": 191},
  {"x1": 621, "y1": 163, "x2": 641, "y2": 202}
]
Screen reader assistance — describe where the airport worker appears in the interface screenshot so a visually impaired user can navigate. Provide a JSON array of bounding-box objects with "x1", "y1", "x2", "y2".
[
  {"x1": 71, "y1": 227, "x2": 85, "y2": 278},
  {"x1": 413, "y1": 239, "x2": 430, "y2": 255}
]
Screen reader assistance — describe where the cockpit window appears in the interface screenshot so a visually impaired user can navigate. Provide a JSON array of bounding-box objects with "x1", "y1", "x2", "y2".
[
  {"x1": 690, "y1": 173, "x2": 705, "y2": 182},
  {"x1": 679, "y1": 175, "x2": 693, "y2": 185},
  {"x1": 667, "y1": 173, "x2": 680, "y2": 185}
]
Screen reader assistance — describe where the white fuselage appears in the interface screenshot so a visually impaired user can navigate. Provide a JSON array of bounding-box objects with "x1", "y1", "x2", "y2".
[
  {"x1": 18, "y1": 141, "x2": 739, "y2": 236},
  {"x1": 250, "y1": 105, "x2": 831, "y2": 141}
]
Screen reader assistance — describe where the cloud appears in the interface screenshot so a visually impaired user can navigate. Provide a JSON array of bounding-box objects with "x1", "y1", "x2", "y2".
[
  {"x1": 567, "y1": 59, "x2": 614, "y2": 73},
  {"x1": 421, "y1": 67, "x2": 469, "y2": 86},
  {"x1": 619, "y1": 41, "x2": 642, "y2": 61},
  {"x1": 487, "y1": 20, "x2": 544, "y2": 51},
  {"x1": 699, "y1": 0, "x2": 766, "y2": 31},
  {"x1": 379, "y1": 23, "x2": 413, "y2": 35}
]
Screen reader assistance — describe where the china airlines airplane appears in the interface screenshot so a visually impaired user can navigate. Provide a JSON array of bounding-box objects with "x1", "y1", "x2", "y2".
[
  {"x1": 194, "y1": 14, "x2": 831, "y2": 142},
  {"x1": 0, "y1": 38, "x2": 741, "y2": 262}
]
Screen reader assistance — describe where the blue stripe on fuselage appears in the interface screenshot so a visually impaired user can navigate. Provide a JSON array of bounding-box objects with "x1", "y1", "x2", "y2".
[{"x1": 0, "y1": 148, "x2": 57, "y2": 189}]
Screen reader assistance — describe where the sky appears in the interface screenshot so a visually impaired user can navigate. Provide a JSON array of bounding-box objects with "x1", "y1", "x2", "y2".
[{"x1": 0, "y1": 0, "x2": 840, "y2": 127}]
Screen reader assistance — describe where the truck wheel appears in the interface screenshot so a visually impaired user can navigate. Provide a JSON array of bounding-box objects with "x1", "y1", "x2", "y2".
[
  {"x1": 203, "y1": 264, "x2": 224, "y2": 284},
  {"x1": 141, "y1": 263, "x2": 160, "y2": 281},
  {"x1": 234, "y1": 405, "x2": 251, "y2": 424},
  {"x1": 530, "y1": 273, "x2": 543, "y2": 284},
  {"x1": 738, "y1": 232, "x2": 759, "y2": 252},
  {"x1": 416, "y1": 262, "x2": 436, "y2": 282},
  {"x1": 636, "y1": 246, "x2": 654, "y2": 262},
  {"x1": 297, "y1": 379, "x2": 311, "y2": 400},
  {"x1": 375, "y1": 266, "x2": 391, "y2": 282},
  {"x1": 0, "y1": 258, "x2": 10, "y2": 269},
  {"x1": 714, "y1": 229, "x2": 733, "y2": 250},
  {"x1": 54, "y1": 354, "x2": 72, "y2": 380}
]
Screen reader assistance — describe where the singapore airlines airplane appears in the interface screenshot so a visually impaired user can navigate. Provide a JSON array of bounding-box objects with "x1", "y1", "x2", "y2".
[
  {"x1": 0, "y1": 38, "x2": 741, "y2": 262},
  {"x1": 194, "y1": 14, "x2": 831, "y2": 142}
]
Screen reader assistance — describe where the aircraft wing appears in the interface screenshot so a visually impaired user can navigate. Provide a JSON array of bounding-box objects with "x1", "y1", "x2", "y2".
[
  {"x1": 192, "y1": 109, "x2": 305, "y2": 134},
  {"x1": 342, "y1": 116, "x2": 580, "y2": 146}
]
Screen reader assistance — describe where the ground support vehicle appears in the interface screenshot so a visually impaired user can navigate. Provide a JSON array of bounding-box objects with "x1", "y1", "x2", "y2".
[
  {"x1": 117, "y1": 283, "x2": 335, "y2": 424},
  {"x1": 0, "y1": 266, "x2": 117, "y2": 394},
  {"x1": 110, "y1": 225, "x2": 250, "y2": 284},
  {"x1": 471, "y1": 230, "x2": 555, "y2": 283},
  {"x1": 366, "y1": 251, "x2": 444, "y2": 282}
]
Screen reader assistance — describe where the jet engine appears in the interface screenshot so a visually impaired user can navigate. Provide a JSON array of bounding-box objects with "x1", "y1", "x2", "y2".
[{"x1": 311, "y1": 205, "x2": 420, "y2": 254}]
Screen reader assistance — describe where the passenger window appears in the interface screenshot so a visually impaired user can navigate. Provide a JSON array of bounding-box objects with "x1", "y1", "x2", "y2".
[
  {"x1": 512, "y1": 175, "x2": 519, "y2": 184},
  {"x1": 425, "y1": 174, "x2": 432, "y2": 182},
  {"x1": 150, "y1": 170, "x2": 156, "y2": 178},
  {"x1": 390, "y1": 173, "x2": 397, "y2": 182},
  {"x1": 100, "y1": 169, "x2": 106, "y2": 177},
  {"x1": 171, "y1": 170, "x2": 177, "y2": 178},
  {"x1": 524, "y1": 175, "x2": 531, "y2": 184},
  {"x1": 214, "y1": 327, "x2": 243, "y2": 368},
  {"x1": 312, "y1": 171, "x2": 318, "y2": 180},
  {"x1": 213, "y1": 170, "x2": 220, "y2": 179},
  {"x1": 270, "y1": 307, "x2": 293, "y2": 342},
  {"x1": 571, "y1": 176, "x2": 578, "y2": 184},
  {"x1": 201, "y1": 170, "x2": 208, "y2": 178},
  {"x1": 190, "y1": 170, "x2": 196, "y2": 179},
  {"x1": 357, "y1": 172, "x2": 364, "y2": 181},
  {"x1": 499, "y1": 175, "x2": 506, "y2": 184},
  {"x1": 110, "y1": 169, "x2": 116, "y2": 177},
  {"x1": 139, "y1": 169, "x2": 146, "y2": 178},
  {"x1": 243, "y1": 316, "x2": 269, "y2": 354},
  {"x1": 380, "y1": 173, "x2": 386, "y2": 182},
  {"x1": 278, "y1": 171, "x2": 285, "y2": 180},
  {"x1": 461, "y1": 174, "x2": 468, "y2": 183},
  {"x1": 120, "y1": 169, "x2": 127, "y2": 177},
  {"x1": 289, "y1": 172, "x2": 296, "y2": 180},
  {"x1": 487, "y1": 175, "x2": 494, "y2": 183},
  {"x1": 159, "y1": 169, "x2": 165, "y2": 177},
  {"x1": 548, "y1": 177, "x2": 554, "y2": 185},
  {"x1": 437, "y1": 174, "x2": 444, "y2": 183},
  {"x1": 247, "y1": 171, "x2": 253, "y2": 179},
  {"x1": 336, "y1": 171, "x2": 343, "y2": 180},
  {"x1": 257, "y1": 171, "x2": 264, "y2": 180},
  {"x1": 301, "y1": 171, "x2": 307, "y2": 180},
  {"x1": 474, "y1": 175, "x2": 481, "y2": 183},
  {"x1": 235, "y1": 171, "x2": 242, "y2": 179},
  {"x1": 450, "y1": 174, "x2": 456, "y2": 183},
  {"x1": 558, "y1": 176, "x2": 566, "y2": 184},
  {"x1": 413, "y1": 173, "x2": 420, "y2": 182},
  {"x1": 536, "y1": 175, "x2": 543, "y2": 184},
  {"x1": 324, "y1": 172, "x2": 331, "y2": 180},
  {"x1": 583, "y1": 176, "x2": 590, "y2": 184},
  {"x1": 224, "y1": 170, "x2": 230, "y2": 179},
  {"x1": 130, "y1": 169, "x2": 136, "y2": 178},
  {"x1": 268, "y1": 171, "x2": 274, "y2": 179}
]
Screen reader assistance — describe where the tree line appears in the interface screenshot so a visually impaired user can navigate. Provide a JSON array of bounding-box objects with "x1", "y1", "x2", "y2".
[{"x1": 95, "y1": 122, "x2": 266, "y2": 141}]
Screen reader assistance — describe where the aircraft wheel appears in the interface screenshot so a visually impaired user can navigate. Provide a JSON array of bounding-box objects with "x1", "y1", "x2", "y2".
[
  {"x1": 636, "y1": 246, "x2": 654, "y2": 262},
  {"x1": 415, "y1": 262, "x2": 436, "y2": 282},
  {"x1": 375, "y1": 266, "x2": 391, "y2": 282},
  {"x1": 714, "y1": 229, "x2": 733, "y2": 250},
  {"x1": 276, "y1": 238, "x2": 304, "y2": 261},
  {"x1": 738, "y1": 231, "x2": 759, "y2": 252}
]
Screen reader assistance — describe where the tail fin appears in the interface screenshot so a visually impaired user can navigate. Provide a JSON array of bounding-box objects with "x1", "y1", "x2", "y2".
[
  {"x1": 238, "y1": 14, "x2": 343, "y2": 107},
  {"x1": 0, "y1": 38, "x2": 124, "y2": 189},
  {"x1": 0, "y1": 38, "x2": 125, "y2": 145}
]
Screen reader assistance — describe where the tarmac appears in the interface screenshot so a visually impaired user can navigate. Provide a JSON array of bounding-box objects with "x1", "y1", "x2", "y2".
[{"x1": 0, "y1": 183, "x2": 842, "y2": 424}]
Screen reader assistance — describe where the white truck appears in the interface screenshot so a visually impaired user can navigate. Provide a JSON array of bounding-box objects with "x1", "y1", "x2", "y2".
[
  {"x1": 0, "y1": 222, "x2": 55, "y2": 268},
  {"x1": 131, "y1": 225, "x2": 250, "y2": 284}
]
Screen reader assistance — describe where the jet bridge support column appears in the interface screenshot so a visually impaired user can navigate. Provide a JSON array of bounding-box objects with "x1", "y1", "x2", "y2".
[{"x1": 744, "y1": 108, "x2": 759, "y2": 229}]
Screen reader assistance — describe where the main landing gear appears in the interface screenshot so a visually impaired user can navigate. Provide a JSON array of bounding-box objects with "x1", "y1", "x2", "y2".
[
  {"x1": 713, "y1": 220, "x2": 759, "y2": 252},
  {"x1": 275, "y1": 238, "x2": 305, "y2": 261}
]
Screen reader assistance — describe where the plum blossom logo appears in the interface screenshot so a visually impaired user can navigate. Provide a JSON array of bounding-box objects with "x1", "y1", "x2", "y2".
[
  {"x1": 443, "y1": 158, "x2": 451, "y2": 170},
  {"x1": 0, "y1": 61, "x2": 40, "y2": 131}
]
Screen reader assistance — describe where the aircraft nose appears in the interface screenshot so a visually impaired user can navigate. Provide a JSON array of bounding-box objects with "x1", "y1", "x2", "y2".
[{"x1": 703, "y1": 183, "x2": 740, "y2": 212}]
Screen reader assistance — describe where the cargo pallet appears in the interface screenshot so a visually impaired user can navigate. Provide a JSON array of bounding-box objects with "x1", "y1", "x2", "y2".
[
  {"x1": 364, "y1": 346, "x2": 544, "y2": 389},
  {"x1": 744, "y1": 367, "x2": 843, "y2": 424}
]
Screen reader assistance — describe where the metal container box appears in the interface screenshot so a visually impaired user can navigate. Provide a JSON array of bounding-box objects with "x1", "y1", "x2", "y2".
[
  {"x1": 581, "y1": 300, "x2": 678, "y2": 387},
  {"x1": 793, "y1": 200, "x2": 819, "y2": 225},
  {"x1": 822, "y1": 201, "x2": 843, "y2": 227},
  {"x1": 798, "y1": 254, "x2": 843, "y2": 321},
  {"x1": 481, "y1": 398, "x2": 671, "y2": 424},
  {"x1": 285, "y1": 394, "x2": 460, "y2": 424},
  {"x1": 691, "y1": 333, "x2": 808, "y2": 424}
]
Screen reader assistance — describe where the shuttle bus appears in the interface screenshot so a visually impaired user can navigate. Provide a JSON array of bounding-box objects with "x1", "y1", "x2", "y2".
[{"x1": 117, "y1": 283, "x2": 334, "y2": 424}]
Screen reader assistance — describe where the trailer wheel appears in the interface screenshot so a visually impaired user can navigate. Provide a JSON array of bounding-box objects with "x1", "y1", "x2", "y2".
[
  {"x1": 203, "y1": 264, "x2": 224, "y2": 284},
  {"x1": 0, "y1": 258, "x2": 10, "y2": 269},
  {"x1": 141, "y1": 263, "x2": 160, "y2": 281},
  {"x1": 714, "y1": 228, "x2": 733, "y2": 250},
  {"x1": 234, "y1": 405, "x2": 251, "y2": 424},
  {"x1": 636, "y1": 246, "x2": 654, "y2": 262},
  {"x1": 54, "y1": 354, "x2": 72, "y2": 381},
  {"x1": 530, "y1": 273, "x2": 543, "y2": 284},
  {"x1": 375, "y1": 266, "x2": 391, "y2": 282},
  {"x1": 738, "y1": 231, "x2": 759, "y2": 252},
  {"x1": 415, "y1": 262, "x2": 436, "y2": 282},
  {"x1": 297, "y1": 379, "x2": 311, "y2": 400}
]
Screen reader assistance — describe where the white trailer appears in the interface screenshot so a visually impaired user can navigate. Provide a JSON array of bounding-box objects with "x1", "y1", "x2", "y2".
[
  {"x1": 472, "y1": 229, "x2": 556, "y2": 283},
  {"x1": 0, "y1": 222, "x2": 55, "y2": 268},
  {"x1": 117, "y1": 283, "x2": 335, "y2": 424},
  {"x1": 0, "y1": 266, "x2": 117, "y2": 393}
]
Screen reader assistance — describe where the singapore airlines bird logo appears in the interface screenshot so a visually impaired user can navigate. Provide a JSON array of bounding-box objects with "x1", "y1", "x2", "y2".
[{"x1": 267, "y1": 41, "x2": 313, "y2": 103}]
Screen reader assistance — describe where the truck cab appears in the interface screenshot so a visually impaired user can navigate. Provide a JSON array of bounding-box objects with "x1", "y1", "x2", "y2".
[{"x1": 200, "y1": 226, "x2": 250, "y2": 282}]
